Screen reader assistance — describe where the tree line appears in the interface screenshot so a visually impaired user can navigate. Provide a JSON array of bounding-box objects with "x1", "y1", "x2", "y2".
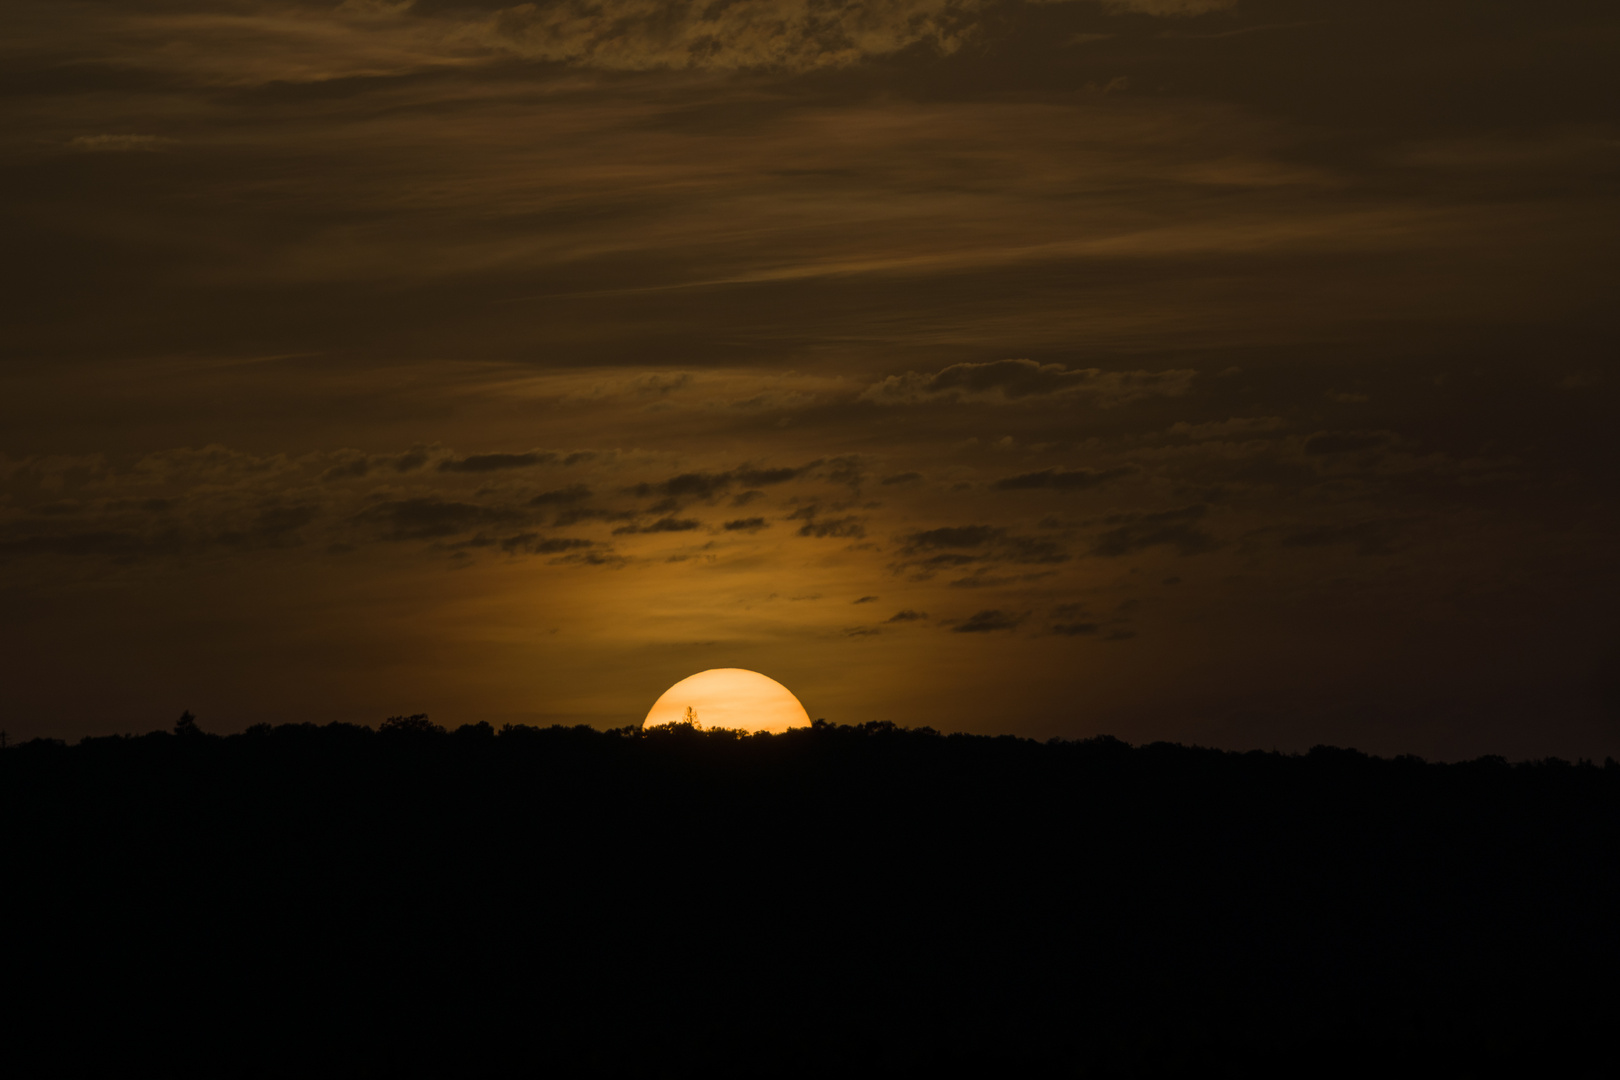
[{"x1": 5, "y1": 714, "x2": 1617, "y2": 1075}]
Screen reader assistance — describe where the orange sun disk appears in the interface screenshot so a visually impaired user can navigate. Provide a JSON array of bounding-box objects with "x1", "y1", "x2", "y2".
[{"x1": 642, "y1": 668, "x2": 811, "y2": 734}]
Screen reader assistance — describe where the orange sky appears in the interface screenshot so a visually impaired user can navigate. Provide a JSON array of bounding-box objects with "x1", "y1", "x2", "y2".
[{"x1": 2, "y1": 0, "x2": 1618, "y2": 758}]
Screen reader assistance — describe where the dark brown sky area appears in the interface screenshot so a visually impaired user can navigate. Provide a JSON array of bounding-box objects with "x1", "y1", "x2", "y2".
[{"x1": 3, "y1": 0, "x2": 1618, "y2": 757}]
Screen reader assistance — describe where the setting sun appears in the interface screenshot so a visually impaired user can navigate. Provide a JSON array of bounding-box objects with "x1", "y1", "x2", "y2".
[{"x1": 643, "y1": 668, "x2": 811, "y2": 734}]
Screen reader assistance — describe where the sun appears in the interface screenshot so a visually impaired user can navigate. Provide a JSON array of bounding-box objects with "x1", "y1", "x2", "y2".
[{"x1": 643, "y1": 668, "x2": 811, "y2": 734}]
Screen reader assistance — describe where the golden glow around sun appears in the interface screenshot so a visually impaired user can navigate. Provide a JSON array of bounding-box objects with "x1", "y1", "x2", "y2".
[{"x1": 643, "y1": 668, "x2": 811, "y2": 734}]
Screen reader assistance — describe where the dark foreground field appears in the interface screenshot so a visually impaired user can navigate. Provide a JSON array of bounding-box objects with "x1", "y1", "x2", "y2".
[{"x1": 6, "y1": 719, "x2": 1618, "y2": 1075}]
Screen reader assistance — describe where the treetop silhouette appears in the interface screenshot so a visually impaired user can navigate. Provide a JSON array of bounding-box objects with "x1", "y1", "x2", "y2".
[{"x1": 379, "y1": 713, "x2": 445, "y2": 736}]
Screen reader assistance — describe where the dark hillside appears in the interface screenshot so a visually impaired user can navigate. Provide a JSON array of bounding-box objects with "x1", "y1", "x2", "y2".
[{"x1": 5, "y1": 721, "x2": 1618, "y2": 1075}]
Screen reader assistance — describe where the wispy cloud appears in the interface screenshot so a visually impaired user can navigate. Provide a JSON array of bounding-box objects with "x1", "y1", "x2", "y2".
[
  {"x1": 863, "y1": 361, "x2": 1196, "y2": 405},
  {"x1": 479, "y1": 0, "x2": 986, "y2": 72},
  {"x1": 69, "y1": 134, "x2": 173, "y2": 152}
]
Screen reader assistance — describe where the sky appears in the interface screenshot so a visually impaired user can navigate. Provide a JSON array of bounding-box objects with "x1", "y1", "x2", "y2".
[{"x1": 3, "y1": 0, "x2": 1618, "y2": 758}]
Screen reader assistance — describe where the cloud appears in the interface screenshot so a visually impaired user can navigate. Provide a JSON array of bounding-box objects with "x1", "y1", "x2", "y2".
[
  {"x1": 439, "y1": 451, "x2": 556, "y2": 473},
  {"x1": 319, "y1": 453, "x2": 373, "y2": 482},
  {"x1": 634, "y1": 472, "x2": 732, "y2": 500},
  {"x1": 735, "y1": 465, "x2": 814, "y2": 486},
  {"x1": 997, "y1": 537, "x2": 1068, "y2": 564},
  {"x1": 1051, "y1": 622, "x2": 1101, "y2": 635},
  {"x1": 132, "y1": 445, "x2": 291, "y2": 485},
  {"x1": 631, "y1": 463, "x2": 816, "y2": 502},
  {"x1": 853, "y1": 595, "x2": 879, "y2": 604},
  {"x1": 30, "y1": 502, "x2": 88, "y2": 517},
  {"x1": 612, "y1": 516, "x2": 702, "y2": 535},
  {"x1": 0, "y1": 500, "x2": 319, "y2": 562},
  {"x1": 899, "y1": 525, "x2": 1065, "y2": 565},
  {"x1": 553, "y1": 504, "x2": 638, "y2": 526},
  {"x1": 634, "y1": 372, "x2": 694, "y2": 395},
  {"x1": 723, "y1": 517, "x2": 770, "y2": 532},
  {"x1": 24, "y1": 0, "x2": 1244, "y2": 96},
  {"x1": 454, "y1": 530, "x2": 599, "y2": 556},
  {"x1": 1303, "y1": 431, "x2": 1396, "y2": 456},
  {"x1": 993, "y1": 466, "x2": 1136, "y2": 491},
  {"x1": 1166, "y1": 417, "x2": 1284, "y2": 441},
  {"x1": 317, "y1": 445, "x2": 451, "y2": 482},
  {"x1": 69, "y1": 135, "x2": 171, "y2": 153},
  {"x1": 796, "y1": 515, "x2": 866, "y2": 539},
  {"x1": 357, "y1": 497, "x2": 527, "y2": 540},
  {"x1": 499, "y1": 534, "x2": 598, "y2": 555},
  {"x1": 886, "y1": 609, "x2": 928, "y2": 622},
  {"x1": 880, "y1": 472, "x2": 923, "y2": 486},
  {"x1": 951, "y1": 609, "x2": 1025, "y2": 633},
  {"x1": 471, "y1": 0, "x2": 1234, "y2": 78},
  {"x1": 909, "y1": 554, "x2": 980, "y2": 570},
  {"x1": 1282, "y1": 519, "x2": 1409, "y2": 557},
  {"x1": 550, "y1": 548, "x2": 628, "y2": 567},
  {"x1": 1090, "y1": 505, "x2": 1217, "y2": 557},
  {"x1": 824, "y1": 457, "x2": 867, "y2": 489},
  {"x1": 904, "y1": 525, "x2": 1002, "y2": 550},
  {"x1": 529, "y1": 484, "x2": 594, "y2": 506},
  {"x1": 1097, "y1": 0, "x2": 1236, "y2": 13},
  {"x1": 229, "y1": 504, "x2": 319, "y2": 544},
  {"x1": 786, "y1": 504, "x2": 868, "y2": 539},
  {"x1": 948, "y1": 572, "x2": 1019, "y2": 588},
  {"x1": 478, "y1": 0, "x2": 984, "y2": 73},
  {"x1": 0, "y1": 530, "x2": 168, "y2": 560},
  {"x1": 394, "y1": 446, "x2": 434, "y2": 473},
  {"x1": 862, "y1": 360, "x2": 1196, "y2": 405}
]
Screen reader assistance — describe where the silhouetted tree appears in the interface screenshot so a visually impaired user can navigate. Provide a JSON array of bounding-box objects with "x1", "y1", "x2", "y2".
[
  {"x1": 683, "y1": 705, "x2": 702, "y2": 730},
  {"x1": 379, "y1": 713, "x2": 445, "y2": 736},
  {"x1": 173, "y1": 710, "x2": 201, "y2": 737}
]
